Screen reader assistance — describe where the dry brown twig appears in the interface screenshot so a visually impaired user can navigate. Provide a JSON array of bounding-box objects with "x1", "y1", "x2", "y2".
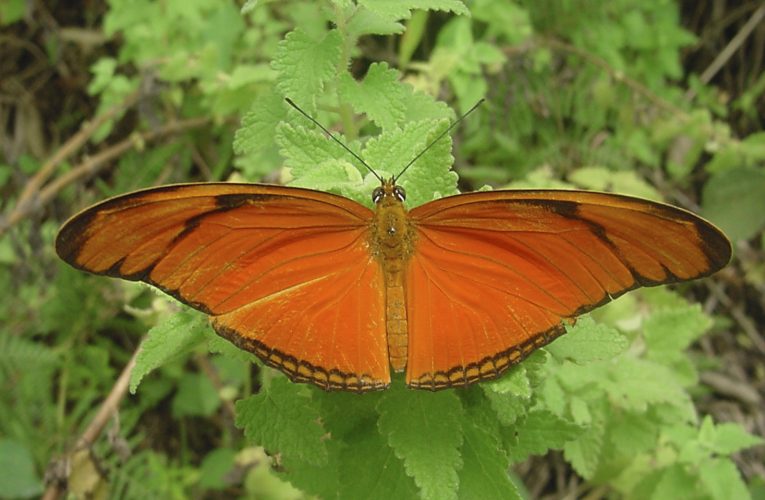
[
  {"x1": 13, "y1": 90, "x2": 140, "y2": 213},
  {"x1": 685, "y1": 3, "x2": 765, "y2": 101}
]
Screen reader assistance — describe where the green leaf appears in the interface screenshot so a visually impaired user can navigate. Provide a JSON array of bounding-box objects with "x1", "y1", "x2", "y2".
[
  {"x1": 399, "y1": 90, "x2": 453, "y2": 122},
  {"x1": 288, "y1": 159, "x2": 367, "y2": 201},
  {"x1": 698, "y1": 416, "x2": 765, "y2": 456},
  {"x1": 640, "y1": 287, "x2": 694, "y2": 311},
  {"x1": 0, "y1": 334, "x2": 58, "y2": 377},
  {"x1": 568, "y1": 167, "x2": 660, "y2": 200},
  {"x1": 347, "y1": 5, "x2": 406, "y2": 36},
  {"x1": 130, "y1": 311, "x2": 208, "y2": 394},
  {"x1": 459, "y1": 419, "x2": 521, "y2": 499},
  {"x1": 710, "y1": 423, "x2": 765, "y2": 455},
  {"x1": 563, "y1": 418, "x2": 604, "y2": 479},
  {"x1": 399, "y1": 10, "x2": 428, "y2": 66},
  {"x1": 506, "y1": 411, "x2": 582, "y2": 463},
  {"x1": 0, "y1": 0, "x2": 26, "y2": 25},
  {"x1": 602, "y1": 358, "x2": 690, "y2": 412},
  {"x1": 377, "y1": 387, "x2": 464, "y2": 500},
  {"x1": 235, "y1": 378, "x2": 328, "y2": 465},
  {"x1": 699, "y1": 458, "x2": 750, "y2": 500},
  {"x1": 276, "y1": 122, "x2": 359, "y2": 179},
  {"x1": 539, "y1": 377, "x2": 566, "y2": 416},
  {"x1": 316, "y1": 389, "x2": 384, "y2": 438},
  {"x1": 546, "y1": 317, "x2": 629, "y2": 363},
  {"x1": 569, "y1": 396, "x2": 593, "y2": 425},
  {"x1": 608, "y1": 412, "x2": 658, "y2": 456},
  {"x1": 0, "y1": 439, "x2": 43, "y2": 498},
  {"x1": 651, "y1": 464, "x2": 697, "y2": 499},
  {"x1": 87, "y1": 58, "x2": 138, "y2": 142},
  {"x1": 338, "y1": 62, "x2": 408, "y2": 130},
  {"x1": 357, "y1": 0, "x2": 469, "y2": 21},
  {"x1": 482, "y1": 366, "x2": 531, "y2": 426},
  {"x1": 233, "y1": 89, "x2": 287, "y2": 160},
  {"x1": 643, "y1": 305, "x2": 712, "y2": 355},
  {"x1": 272, "y1": 28, "x2": 342, "y2": 110},
  {"x1": 489, "y1": 365, "x2": 531, "y2": 398},
  {"x1": 172, "y1": 373, "x2": 220, "y2": 418},
  {"x1": 279, "y1": 440, "x2": 342, "y2": 499},
  {"x1": 472, "y1": 0, "x2": 532, "y2": 43},
  {"x1": 740, "y1": 131, "x2": 765, "y2": 160},
  {"x1": 244, "y1": 450, "x2": 305, "y2": 500},
  {"x1": 363, "y1": 119, "x2": 458, "y2": 207},
  {"x1": 198, "y1": 448, "x2": 236, "y2": 490},
  {"x1": 340, "y1": 62, "x2": 453, "y2": 130},
  {"x1": 339, "y1": 423, "x2": 419, "y2": 499},
  {"x1": 702, "y1": 166, "x2": 765, "y2": 241}
]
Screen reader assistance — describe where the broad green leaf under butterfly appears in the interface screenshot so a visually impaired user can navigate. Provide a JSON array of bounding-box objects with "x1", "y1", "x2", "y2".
[
  {"x1": 377, "y1": 389, "x2": 464, "y2": 500},
  {"x1": 339, "y1": 426, "x2": 419, "y2": 499},
  {"x1": 235, "y1": 378, "x2": 328, "y2": 466},
  {"x1": 459, "y1": 418, "x2": 521, "y2": 499}
]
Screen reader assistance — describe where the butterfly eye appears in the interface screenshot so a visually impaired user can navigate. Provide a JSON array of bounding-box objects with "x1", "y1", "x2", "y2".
[
  {"x1": 393, "y1": 186, "x2": 406, "y2": 202},
  {"x1": 372, "y1": 187, "x2": 384, "y2": 204}
]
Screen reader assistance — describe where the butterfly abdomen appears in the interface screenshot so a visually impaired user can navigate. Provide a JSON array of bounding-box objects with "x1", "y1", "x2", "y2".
[
  {"x1": 370, "y1": 185, "x2": 416, "y2": 372},
  {"x1": 385, "y1": 269, "x2": 408, "y2": 371}
]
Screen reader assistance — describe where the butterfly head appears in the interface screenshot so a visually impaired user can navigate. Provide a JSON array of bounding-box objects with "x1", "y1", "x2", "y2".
[{"x1": 372, "y1": 178, "x2": 406, "y2": 207}]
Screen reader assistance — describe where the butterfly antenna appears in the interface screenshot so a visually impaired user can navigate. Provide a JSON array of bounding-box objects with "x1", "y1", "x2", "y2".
[
  {"x1": 394, "y1": 98, "x2": 485, "y2": 183},
  {"x1": 285, "y1": 98, "x2": 384, "y2": 183}
]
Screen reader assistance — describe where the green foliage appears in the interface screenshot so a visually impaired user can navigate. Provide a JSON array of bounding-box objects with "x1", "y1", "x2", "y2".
[
  {"x1": 703, "y1": 166, "x2": 765, "y2": 242},
  {"x1": 129, "y1": 309, "x2": 208, "y2": 393},
  {"x1": 273, "y1": 29, "x2": 343, "y2": 110},
  {"x1": 236, "y1": 378, "x2": 329, "y2": 466},
  {"x1": 0, "y1": 0, "x2": 26, "y2": 24},
  {"x1": 0, "y1": 439, "x2": 44, "y2": 498},
  {"x1": 4, "y1": 0, "x2": 763, "y2": 498},
  {"x1": 378, "y1": 389, "x2": 463, "y2": 500}
]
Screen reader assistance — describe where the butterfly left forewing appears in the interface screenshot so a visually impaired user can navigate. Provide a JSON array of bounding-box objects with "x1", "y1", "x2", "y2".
[
  {"x1": 57, "y1": 183, "x2": 390, "y2": 392},
  {"x1": 405, "y1": 189, "x2": 731, "y2": 389}
]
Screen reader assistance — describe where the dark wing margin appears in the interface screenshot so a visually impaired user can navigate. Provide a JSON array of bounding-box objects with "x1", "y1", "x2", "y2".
[{"x1": 404, "y1": 189, "x2": 731, "y2": 390}]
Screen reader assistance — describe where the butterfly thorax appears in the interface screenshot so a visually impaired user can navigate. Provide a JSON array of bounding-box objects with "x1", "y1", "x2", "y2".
[{"x1": 370, "y1": 179, "x2": 415, "y2": 372}]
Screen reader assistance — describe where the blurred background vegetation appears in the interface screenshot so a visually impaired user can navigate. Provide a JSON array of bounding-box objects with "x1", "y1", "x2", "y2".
[{"x1": 1, "y1": 0, "x2": 764, "y2": 498}]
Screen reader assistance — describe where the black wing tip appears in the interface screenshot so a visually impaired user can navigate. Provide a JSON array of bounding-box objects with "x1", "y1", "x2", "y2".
[
  {"x1": 695, "y1": 218, "x2": 733, "y2": 273},
  {"x1": 55, "y1": 209, "x2": 99, "y2": 266}
]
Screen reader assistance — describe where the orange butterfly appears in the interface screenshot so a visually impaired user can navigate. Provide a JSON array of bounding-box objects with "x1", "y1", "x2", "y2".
[
  {"x1": 56, "y1": 100, "x2": 730, "y2": 392},
  {"x1": 56, "y1": 174, "x2": 730, "y2": 392}
]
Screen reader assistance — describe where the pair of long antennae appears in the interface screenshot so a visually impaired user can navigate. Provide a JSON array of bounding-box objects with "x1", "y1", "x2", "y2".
[{"x1": 284, "y1": 97, "x2": 485, "y2": 184}]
